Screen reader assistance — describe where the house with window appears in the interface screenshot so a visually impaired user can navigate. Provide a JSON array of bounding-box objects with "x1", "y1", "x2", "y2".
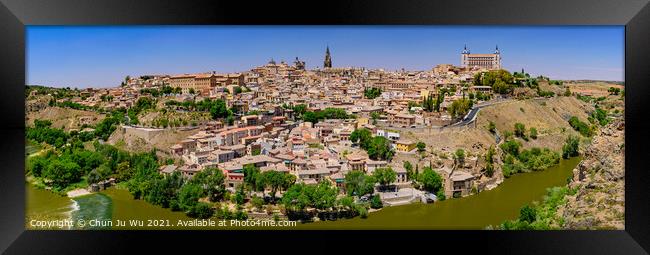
[{"x1": 395, "y1": 139, "x2": 416, "y2": 152}]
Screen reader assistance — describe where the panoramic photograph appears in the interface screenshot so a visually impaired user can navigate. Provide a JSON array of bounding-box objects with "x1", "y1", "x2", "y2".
[{"x1": 24, "y1": 26, "x2": 625, "y2": 230}]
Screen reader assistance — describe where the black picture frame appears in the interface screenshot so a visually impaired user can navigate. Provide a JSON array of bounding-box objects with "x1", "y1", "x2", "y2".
[{"x1": 1, "y1": 0, "x2": 649, "y2": 254}]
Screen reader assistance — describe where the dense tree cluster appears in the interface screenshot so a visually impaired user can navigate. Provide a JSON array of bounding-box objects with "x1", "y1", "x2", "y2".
[
  {"x1": 568, "y1": 116, "x2": 594, "y2": 137},
  {"x1": 422, "y1": 90, "x2": 445, "y2": 112},
  {"x1": 366, "y1": 136, "x2": 395, "y2": 161},
  {"x1": 500, "y1": 139, "x2": 561, "y2": 178},
  {"x1": 418, "y1": 166, "x2": 444, "y2": 198},
  {"x1": 27, "y1": 86, "x2": 80, "y2": 101},
  {"x1": 589, "y1": 108, "x2": 609, "y2": 126},
  {"x1": 281, "y1": 181, "x2": 338, "y2": 211},
  {"x1": 94, "y1": 111, "x2": 124, "y2": 141},
  {"x1": 127, "y1": 97, "x2": 156, "y2": 125},
  {"x1": 344, "y1": 170, "x2": 376, "y2": 197},
  {"x1": 474, "y1": 69, "x2": 515, "y2": 94},
  {"x1": 447, "y1": 98, "x2": 473, "y2": 118},
  {"x1": 372, "y1": 167, "x2": 397, "y2": 190},
  {"x1": 364, "y1": 87, "x2": 382, "y2": 99},
  {"x1": 27, "y1": 120, "x2": 70, "y2": 148},
  {"x1": 350, "y1": 128, "x2": 373, "y2": 149},
  {"x1": 607, "y1": 87, "x2": 621, "y2": 95},
  {"x1": 302, "y1": 108, "x2": 352, "y2": 124},
  {"x1": 281, "y1": 181, "x2": 371, "y2": 221}
]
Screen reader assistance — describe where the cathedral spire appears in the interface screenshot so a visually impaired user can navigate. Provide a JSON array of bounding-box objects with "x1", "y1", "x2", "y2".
[{"x1": 324, "y1": 45, "x2": 332, "y2": 68}]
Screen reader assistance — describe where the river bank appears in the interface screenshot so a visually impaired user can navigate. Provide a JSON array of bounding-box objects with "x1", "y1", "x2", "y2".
[
  {"x1": 296, "y1": 157, "x2": 581, "y2": 229},
  {"x1": 26, "y1": 156, "x2": 581, "y2": 230}
]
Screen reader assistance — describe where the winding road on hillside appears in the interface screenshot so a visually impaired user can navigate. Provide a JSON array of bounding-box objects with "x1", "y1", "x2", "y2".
[
  {"x1": 450, "y1": 98, "x2": 512, "y2": 127},
  {"x1": 376, "y1": 98, "x2": 513, "y2": 133}
]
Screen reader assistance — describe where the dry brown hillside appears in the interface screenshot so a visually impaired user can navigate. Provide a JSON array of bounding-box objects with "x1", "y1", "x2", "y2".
[
  {"x1": 476, "y1": 96, "x2": 593, "y2": 151},
  {"x1": 25, "y1": 106, "x2": 106, "y2": 131},
  {"x1": 566, "y1": 81, "x2": 624, "y2": 98},
  {"x1": 138, "y1": 109, "x2": 212, "y2": 128},
  {"x1": 107, "y1": 125, "x2": 199, "y2": 153}
]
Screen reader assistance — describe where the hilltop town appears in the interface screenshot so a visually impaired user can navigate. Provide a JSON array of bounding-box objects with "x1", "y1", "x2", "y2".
[{"x1": 25, "y1": 46, "x2": 625, "y2": 223}]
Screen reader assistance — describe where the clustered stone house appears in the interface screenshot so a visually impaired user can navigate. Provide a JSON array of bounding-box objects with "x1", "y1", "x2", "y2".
[{"x1": 61, "y1": 48, "x2": 498, "y2": 197}]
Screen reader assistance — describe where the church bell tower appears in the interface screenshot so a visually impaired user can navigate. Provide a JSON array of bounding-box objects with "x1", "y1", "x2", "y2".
[{"x1": 324, "y1": 46, "x2": 332, "y2": 68}]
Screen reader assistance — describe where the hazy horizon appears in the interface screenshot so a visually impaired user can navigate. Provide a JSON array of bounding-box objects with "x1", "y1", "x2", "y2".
[{"x1": 27, "y1": 26, "x2": 625, "y2": 88}]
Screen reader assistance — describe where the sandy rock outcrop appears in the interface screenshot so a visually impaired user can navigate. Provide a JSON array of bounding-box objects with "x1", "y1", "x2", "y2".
[{"x1": 560, "y1": 119, "x2": 624, "y2": 229}]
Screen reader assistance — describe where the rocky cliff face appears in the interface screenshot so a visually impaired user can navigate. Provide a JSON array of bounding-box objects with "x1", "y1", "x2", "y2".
[{"x1": 559, "y1": 119, "x2": 625, "y2": 229}]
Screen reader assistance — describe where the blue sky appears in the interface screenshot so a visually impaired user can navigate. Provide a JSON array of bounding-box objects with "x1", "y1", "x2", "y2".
[{"x1": 27, "y1": 26, "x2": 624, "y2": 88}]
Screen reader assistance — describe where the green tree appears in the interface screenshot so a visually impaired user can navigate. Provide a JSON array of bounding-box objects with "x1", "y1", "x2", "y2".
[
  {"x1": 209, "y1": 100, "x2": 231, "y2": 120},
  {"x1": 225, "y1": 115, "x2": 235, "y2": 125},
  {"x1": 519, "y1": 204, "x2": 537, "y2": 223},
  {"x1": 281, "y1": 183, "x2": 312, "y2": 211},
  {"x1": 447, "y1": 98, "x2": 473, "y2": 118},
  {"x1": 366, "y1": 136, "x2": 394, "y2": 161},
  {"x1": 422, "y1": 94, "x2": 435, "y2": 112},
  {"x1": 429, "y1": 94, "x2": 440, "y2": 112},
  {"x1": 372, "y1": 167, "x2": 397, "y2": 189},
  {"x1": 251, "y1": 195, "x2": 265, "y2": 211},
  {"x1": 454, "y1": 149, "x2": 466, "y2": 166},
  {"x1": 514, "y1": 123, "x2": 526, "y2": 138},
  {"x1": 115, "y1": 161, "x2": 132, "y2": 181},
  {"x1": 344, "y1": 170, "x2": 376, "y2": 197},
  {"x1": 88, "y1": 164, "x2": 112, "y2": 184},
  {"x1": 484, "y1": 146, "x2": 496, "y2": 177},
  {"x1": 190, "y1": 167, "x2": 226, "y2": 202},
  {"x1": 350, "y1": 128, "x2": 373, "y2": 149},
  {"x1": 292, "y1": 104, "x2": 307, "y2": 117},
  {"x1": 261, "y1": 170, "x2": 293, "y2": 202},
  {"x1": 234, "y1": 86, "x2": 243, "y2": 94},
  {"x1": 243, "y1": 164, "x2": 263, "y2": 193},
  {"x1": 562, "y1": 135, "x2": 580, "y2": 159},
  {"x1": 42, "y1": 158, "x2": 83, "y2": 190},
  {"x1": 529, "y1": 127, "x2": 538, "y2": 139},
  {"x1": 436, "y1": 189, "x2": 446, "y2": 201},
  {"x1": 370, "y1": 112, "x2": 380, "y2": 124},
  {"x1": 416, "y1": 142, "x2": 426, "y2": 153},
  {"x1": 492, "y1": 79, "x2": 511, "y2": 94},
  {"x1": 234, "y1": 185, "x2": 245, "y2": 205},
  {"x1": 500, "y1": 140, "x2": 522, "y2": 157},
  {"x1": 178, "y1": 183, "x2": 203, "y2": 212},
  {"x1": 370, "y1": 194, "x2": 383, "y2": 209},
  {"x1": 364, "y1": 87, "x2": 382, "y2": 99},
  {"x1": 568, "y1": 116, "x2": 593, "y2": 137},
  {"x1": 311, "y1": 181, "x2": 339, "y2": 210},
  {"x1": 281, "y1": 181, "x2": 338, "y2": 212},
  {"x1": 608, "y1": 87, "x2": 621, "y2": 95},
  {"x1": 188, "y1": 202, "x2": 214, "y2": 219},
  {"x1": 488, "y1": 121, "x2": 496, "y2": 133},
  {"x1": 591, "y1": 108, "x2": 609, "y2": 126},
  {"x1": 28, "y1": 155, "x2": 49, "y2": 177},
  {"x1": 419, "y1": 167, "x2": 443, "y2": 193},
  {"x1": 403, "y1": 161, "x2": 414, "y2": 180}
]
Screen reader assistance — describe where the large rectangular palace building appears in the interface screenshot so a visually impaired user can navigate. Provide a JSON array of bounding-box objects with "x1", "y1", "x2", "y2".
[{"x1": 460, "y1": 45, "x2": 502, "y2": 70}]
